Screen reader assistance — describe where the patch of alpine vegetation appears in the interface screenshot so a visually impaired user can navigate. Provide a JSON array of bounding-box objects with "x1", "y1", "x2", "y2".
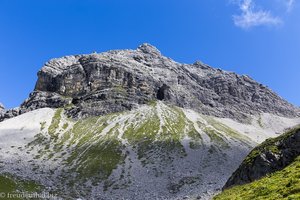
[
  {"x1": 123, "y1": 102, "x2": 188, "y2": 167},
  {"x1": 0, "y1": 174, "x2": 42, "y2": 194},
  {"x1": 0, "y1": 101, "x2": 266, "y2": 199}
]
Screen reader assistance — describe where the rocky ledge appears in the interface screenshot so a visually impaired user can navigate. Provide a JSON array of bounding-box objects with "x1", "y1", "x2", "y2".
[{"x1": 1, "y1": 43, "x2": 299, "y2": 122}]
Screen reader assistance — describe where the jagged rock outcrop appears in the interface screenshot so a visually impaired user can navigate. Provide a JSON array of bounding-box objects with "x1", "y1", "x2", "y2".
[
  {"x1": 224, "y1": 125, "x2": 300, "y2": 189},
  {"x1": 1, "y1": 43, "x2": 299, "y2": 122},
  {"x1": 0, "y1": 103, "x2": 4, "y2": 110},
  {"x1": 0, "y1": 103, "x2": 6, "y2": 119},
  {"x1": 0, "y1": 103, "x2": 4, "y2": 114}
]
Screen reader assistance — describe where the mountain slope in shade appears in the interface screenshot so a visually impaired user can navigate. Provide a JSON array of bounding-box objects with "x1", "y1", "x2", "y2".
[
  {"x1": 214, "y1": 126, "x2": 300, "y2": 200},
  {"x1": 223, "y1": 125, "x2": 300, "y2": 189},
  {"x1": 214, "y1": 157, "x2": 300, "y2": 200},
  {"x1": 0, "y1": 102, "x2": 299, "y2": 199}
]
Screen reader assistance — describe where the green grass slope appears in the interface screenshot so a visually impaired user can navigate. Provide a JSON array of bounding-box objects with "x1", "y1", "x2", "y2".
[
  {"x1": 0, "y1": 175, "x2": 41, "y2": 199},
  {"x1": 214, "y1": 156, "x2": 300, "y2": 200}
]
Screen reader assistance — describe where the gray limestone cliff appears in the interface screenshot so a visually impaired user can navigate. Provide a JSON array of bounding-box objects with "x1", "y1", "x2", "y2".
[{"x1": 1, "y1": 43, "x2": 299, "y2": 122}]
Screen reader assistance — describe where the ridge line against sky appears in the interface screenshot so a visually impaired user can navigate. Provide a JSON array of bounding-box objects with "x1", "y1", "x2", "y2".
[{"x1": 0, "y1": 0, "x2": 299, "y2": 108}]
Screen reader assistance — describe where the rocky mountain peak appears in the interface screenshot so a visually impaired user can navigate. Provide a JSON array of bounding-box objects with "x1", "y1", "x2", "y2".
[
  {"x1": 0, "y1": 103, "x2": 4, "y2": 111},
  {"x1": 0, "y1": 44, "x2": 299, "y2": 122},
  {"x1": 137, "y1": 43, "x2": 161, "y2": 56},
  {"x1": 0, "y1": 103, "x2": 5, "y2": 119}
]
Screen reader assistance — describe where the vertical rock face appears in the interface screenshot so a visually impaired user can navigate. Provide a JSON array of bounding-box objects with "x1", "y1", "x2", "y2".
[{"x1": 1, "y1": 43, "x2": 300, "y2": 122}]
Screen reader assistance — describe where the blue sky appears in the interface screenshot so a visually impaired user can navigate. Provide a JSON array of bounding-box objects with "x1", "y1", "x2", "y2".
[{"x1": 0, "y1": 0, "x2": 299, "y2": 108}]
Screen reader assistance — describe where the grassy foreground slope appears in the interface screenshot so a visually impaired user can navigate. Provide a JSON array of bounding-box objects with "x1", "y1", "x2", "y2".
[{"x1": 214, "y1": 156, "x2": 300, "y2": 200}]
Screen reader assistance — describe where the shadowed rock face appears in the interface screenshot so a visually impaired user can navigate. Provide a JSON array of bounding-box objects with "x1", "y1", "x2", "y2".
[
  {"x1": 224, "y1": 126, "x2": 300, "y2": 189},
  {"x1": 1, "y1": 43, "x2": 299, "y2": 121}
]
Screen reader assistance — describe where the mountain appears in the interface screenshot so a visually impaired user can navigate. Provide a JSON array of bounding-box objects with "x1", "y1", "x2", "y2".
[
  {"x1": 0, "y1": 44, "x2": 299, "y2": 199},
  {"x1": 214, "y1": 126, "x2": 300, "y2": 200},
  {"x1": 1, "y1": 43, "x2": 299, "y2": 122}
]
